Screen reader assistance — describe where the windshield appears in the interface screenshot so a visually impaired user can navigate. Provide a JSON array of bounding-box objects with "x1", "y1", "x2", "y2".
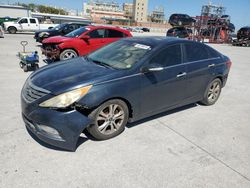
[
  {"x1": 53, "y1": 23, "x2": 66, "y2": 30},
  {"x1": 87, "y1": 40, "x2": 152, "y2": 69},
  {"x1": 65, "y1": 27, "x2": 88, "y2": 38}
]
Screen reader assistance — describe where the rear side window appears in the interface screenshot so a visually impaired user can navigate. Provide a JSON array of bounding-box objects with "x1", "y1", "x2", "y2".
[
  {"x1": 88, "y1": 29, "x2": 105, "y2": 38},
  {"x1": 206, "y1": 46, "x2": 220, "y2": 58},
  {"x1": 184, "y1": 43, "x2": 211, "y2": 62},
  {"x1": 106, "y1": 29, "x2": 126, "y2": 38},
  {"x1": 30, "y1": 19, "x2": 36, "y2": 24},
  {"x1": 150, "y1": 44, "x2": 182, "y2": 67}
]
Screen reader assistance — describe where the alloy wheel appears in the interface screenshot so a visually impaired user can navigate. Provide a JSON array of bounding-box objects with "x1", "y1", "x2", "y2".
[
  {"x1": 96, "y1": 104, "x2": 125, "y2": 135},
  {"x1": 62, "y1": 52, "x2": 77, "y2": 60},
  {"x1": 207, "y1": 81, "x2": 221, "y2": 103}
]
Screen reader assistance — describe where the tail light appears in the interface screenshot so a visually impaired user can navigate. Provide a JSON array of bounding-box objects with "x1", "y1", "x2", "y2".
[{"x1": 226, "y1": 60, "x2": 232, "y2": 69}]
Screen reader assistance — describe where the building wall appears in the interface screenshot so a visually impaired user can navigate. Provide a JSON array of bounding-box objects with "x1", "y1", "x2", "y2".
[
  {"x1": 123, "y1": 3, "x2": 133, "y2": 20},
  {"x1": 0, "y1": 5, "x2": 30, "y2": 18},
  {"x1": 133, "y1": 0, "x2": 148, "y2": 22},
  {"x1": 83, "y1": 1, "x2": 126, "y2": 23}
]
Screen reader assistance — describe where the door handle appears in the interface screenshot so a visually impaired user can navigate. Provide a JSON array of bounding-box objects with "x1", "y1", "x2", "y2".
[
  {"x1": 208, "y1": 64, "x2": 215, "y2": 67},
  {"x1": 177, "y1": 72, "x2": 187, "y2": 78}
]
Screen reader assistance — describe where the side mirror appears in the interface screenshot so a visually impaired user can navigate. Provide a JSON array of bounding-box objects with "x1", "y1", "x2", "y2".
[
  {"x1": 141, "y1": 64, "x2": 164, "y2": 73},
  {"x1": 81, "y1": 35, "x2": 90, "y2": 41}
]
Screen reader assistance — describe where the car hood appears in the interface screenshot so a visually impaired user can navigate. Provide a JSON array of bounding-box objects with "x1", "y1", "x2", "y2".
[
  {"x1": 36, "y1": 29, "x2": 53, "y2": 34},
  {"x1": 42, "y1": 36, "x2": 74, "y2": 44},
  {"x1": 29, "y1": 57, "x2": 121, "y2": 95}
]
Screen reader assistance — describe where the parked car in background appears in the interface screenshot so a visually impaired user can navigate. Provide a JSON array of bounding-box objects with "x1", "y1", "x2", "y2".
[
  {"x1": 167, "y1": 27, "x2": 192, "y2": 38},
  {"x1": 21, "y1": 37, "x2": 232, "y2": 150},
  {"x1": 169, "y1": 14, "x2": 196, "y2": 26},
  {"x1": 228, "y1": 33, "x2": 237, "y2": 43},
  {"x1": 34, "y1": 22, "x2": 90, "y2": 43},
  {"x1": 228, "y1": 23, "x2": 235, "y2": 33},
  {"x1": 3, "y1": 17, "x2": 56, "y2": 34},
  {"x1": 42, "y1": 25, "x2": 132, "y2": 61},
  {"x1": 0, "y1": 16, "x2": 17, "y2": 26},
  {"x1": 237, "y1": 26, "x2": 250, "y2": 40},
  {"x1": 142, "y1": 27, "x2": 150, "y2": 32},
  {"x1": 132, "y1": 27, "x2": 144, "y2": 33}
]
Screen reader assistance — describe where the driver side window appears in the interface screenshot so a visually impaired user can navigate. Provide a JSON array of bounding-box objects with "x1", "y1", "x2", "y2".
[
  {"x1": 87, "y1": 29, "x2": 105, "y2": 38},
  {"x1": 150, "y1": 44, "x2": 182, "y2": 67},
  {"x1": 19, "y1": 19, "x2": 28, "y2": 24}
]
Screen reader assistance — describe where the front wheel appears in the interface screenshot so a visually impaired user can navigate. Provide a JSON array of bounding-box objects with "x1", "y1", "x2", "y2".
[
  {"x1": 87, "y1": 99, "x2": 129, "y2": 140},
  {"x1": 59, "y1": 49, "x2": 78, "y2": 61},
  {"x1": 200, "y1": 78, "x2": 222, "y2": 106}
]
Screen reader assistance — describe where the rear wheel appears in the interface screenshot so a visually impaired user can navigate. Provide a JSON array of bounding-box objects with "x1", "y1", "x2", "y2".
[
  {"x1": 35, "y1": 64, "x2": 39, "y2": 70},
  {"x1": 23, "y1": 65, "x2": 28, "y2": 72},
  {"x1": 87, "y1": 99, "x2": 129, "y2": 140},
  {"x1": 8, "y1": 27, "x2": 17, "y2": 34},
  {"x1": 59, "y1": 49, "x2": 78, "y2": 61},
  {"x1": 200, "y1": 78, "x2": 222, "y2": 106}
]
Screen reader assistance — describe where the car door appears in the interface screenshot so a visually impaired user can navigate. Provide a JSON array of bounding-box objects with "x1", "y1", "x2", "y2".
[
  {"x1": 140, "y1": 44, "x2": 188, "y2": 116},
  {"x1": 28, "y1": 18, "x2": 39, "y2": 31},
  {"x1": 18, "y1": 18, "x2": 29, "y2": 31},
  {"x1": 83, "y1": 29, "x2": 106, "y2": 54},
  {"x1": 183, "y1": 42, "x2": 219, "y2": 99},
  {"x1": 105, "y1": 29, "x2": 126, "y2": 44}
]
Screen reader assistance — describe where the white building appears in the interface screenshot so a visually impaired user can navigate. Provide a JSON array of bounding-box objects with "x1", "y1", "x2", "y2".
[
  {"x1": 0, "y1": 5, "x2": 30, "y2": 18},
  {"x1": 133, "y1": 0, "x2": 148, "y2": 22}
]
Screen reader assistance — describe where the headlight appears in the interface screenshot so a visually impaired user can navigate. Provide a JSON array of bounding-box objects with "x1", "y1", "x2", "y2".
[
  {"x1": 39, "y1": 32, "x2": 49, "y2": 37},
  {"x1": 39, "y1": 85, "x2": 92, "y2": 108}
]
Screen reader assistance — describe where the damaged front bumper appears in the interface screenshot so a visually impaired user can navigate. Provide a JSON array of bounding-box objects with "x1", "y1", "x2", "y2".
[
  {"x1": 21, "y1": 96, "x2": 91, "y2": 151},
  {"x1": 41, "y1": 45, "x2": 60, "y2": 60}
]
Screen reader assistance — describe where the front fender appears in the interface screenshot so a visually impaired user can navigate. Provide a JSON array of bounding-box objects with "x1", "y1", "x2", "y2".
[{"x1": 78, "y1": 73, "x2": 142, "y2": 120}]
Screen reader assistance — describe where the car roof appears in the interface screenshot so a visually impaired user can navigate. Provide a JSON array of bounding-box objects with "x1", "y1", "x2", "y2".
[
  {"x1": 68, "y1": 22, "x2": 89, "y2": 24},
  {"x1": 122, "y1": 37, "x2": 189, "y2": 47},
  {"x1": 85, "y1": 25, "x2": 131, "y2": 34},
  {"x1": 239, "y1": 26, "x2": 250, "y2": 29}
]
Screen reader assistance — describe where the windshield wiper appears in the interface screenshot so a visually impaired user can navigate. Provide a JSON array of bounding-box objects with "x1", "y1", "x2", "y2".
[{"x1": 85, "y1": 56, "x2": 113, "y2": 69}]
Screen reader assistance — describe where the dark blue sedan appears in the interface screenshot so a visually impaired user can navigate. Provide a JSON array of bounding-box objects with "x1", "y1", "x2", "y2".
[{"x1": 21, "y1": 37, "x2": 232, "y2": 150}]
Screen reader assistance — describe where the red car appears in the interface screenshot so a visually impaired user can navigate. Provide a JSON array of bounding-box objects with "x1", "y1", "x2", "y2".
[{"x1": 42, "y1": 25, "x2": 132, "y2": 61}]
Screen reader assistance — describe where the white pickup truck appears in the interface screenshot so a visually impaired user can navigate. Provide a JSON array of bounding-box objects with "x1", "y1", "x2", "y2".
[{"x1": 3, "y1": 17, "x2": 56, "y2": 34}]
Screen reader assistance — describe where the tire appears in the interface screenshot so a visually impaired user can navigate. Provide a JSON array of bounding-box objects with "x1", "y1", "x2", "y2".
[
  {"x1": 59, "y1": 49, "x2": 78, "y2": 61},
  {"x1": 200, "y1": 78, "x2": 222, "y2": 106},
  {"x1": 8, "y1": 27, "x2": 17, "y2": 34},
  {"x1": 87, "y1": 99, "x2": 129, "y2": 140},
  {"x1": 23, "y1": 65, "x2": 28, "y2": 72},
  {"x1": 35, "y1": 64, "x2": 39, "y2": 70},
  {"x1": 19, "y1": 62, "x2": 23, "y2": 68}
]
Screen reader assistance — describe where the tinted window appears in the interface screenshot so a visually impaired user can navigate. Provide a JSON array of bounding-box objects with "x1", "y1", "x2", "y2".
[
  {"x1": 88, "y1": 29, "x2": 105, "y2": 38},
  {"x1": 65, "y1": 27, "x2": 88, "y2": 37},
  {"x1": 68, "y1": 24, "x2": 76, "y2": 31},
  {"x1": 206, "y1": 46, "x2": 220, "y2": 58},
  {"x1": 107, "y1": 29, "x2": 126, "y2": 38},
  {"x1": 30, "y1": 19, "x2": 36, "y2": 24},
  {"x1": 19, "y1": 18, "x2": 28, "y2": 24},
  {"x1": 150, "y1": 44, "x2": 182, "y2": 67},
  {"x1": 184, "y1": 43, "x2": 210, "y2": 62}
]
